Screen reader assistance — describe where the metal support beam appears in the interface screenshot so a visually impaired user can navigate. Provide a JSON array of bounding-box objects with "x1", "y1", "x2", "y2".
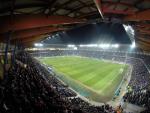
[
  {"x1": 3, "y1": 32, "x2": 11, "y2": 74},
  {"x1": 137, "y1": 42, "x2": 150, "y2": 51},
  {"x1": 71, "y1": 1, "x2": 135, "y2": 17},
  {"x1": 66, "y1": 2, "x2": 94, "y2": 15},
  {"x1": 136, "y1": 23, "x2": 150, "y2": 29},
  {"x1": 137, "y1": 28, "x2": 150, "y2": 35},
  {"x1": 50, "y1": 0, "x2": 74, "y2": 14},
  {"x1": 137, "y1": 39, "x2": 150, "y2": 47},
  {"x1": 0, "y1": 26, "x2": 66, "y2": 40},
  {"x1": 93, "y1": 0, "x2": 104, "y2": 19},
  {"x1": 0, "y1": 14, "x2": 85, "y2": 33},
  {"x1": 77, "y1": 9, "x2": 134, "y2": 19},
  {"x1": 103, "y1": 0, "x2": 136, "y2": 9},
  {"x1": 137, "y1": 36, "x2": 150, "y2": 43},
  {"x1": 11, "y1": 44, "x2": 16, "y2": 65},
  {"x1": 18, "y1": 35, "x2": 49, "y2": 47},
  {"x1": 0, "y1": 3, "x2": 47, "y2": 14},
  {"x1": 19, "y1": 35, "x2": 48, "y2": 43},
  {"x1": 124, "y1": 9, "x2": 150, "y2": 21}
]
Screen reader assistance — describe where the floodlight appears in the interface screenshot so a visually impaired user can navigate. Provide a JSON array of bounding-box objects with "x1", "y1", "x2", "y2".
[
  {"x1": 34, "y1": 43, "x2": 38, "y2": 46},
  {"x1": 39, "y1": 44, "x2": 43, "y2": 47},
  {"x1": 98, "y1": 44, "x2": 109, "y2": 49},
  {"x1": 98, "y1": 44, "x2": 103, "y2": 48},
  {"x1": 79, "y1": 45, "x2": 84, "y2": 47},
  {"x1": 113, "y1": 44, "x2": 119, "y2": 48},
  {"x1": 123, "y1": 24, "x2": 129, "y2": 31},
  {"x1": 67, "y1": 44, "x2": 75, "y2": 47},
  {"x1": 34, "y1": 43, "x2": 43, "y2": 47},
  {"x1": 74, "y1": 47, "x2": 77, "y2": 50},
  {"x1": 123, "y1": 24, "x2": 134, "y2": 35},
  {"x1": 56, "y1": 33, "x2": 59, "y2": 36},
  {"x1": 131, "y1": 42, "x2": 136, "y2": 48},
  {"x1": 48, "y1": 36, "x2": 51, "y2": 39},
  {"x1": 79, "y1": 44, "x2": 86, "y2": 47}
]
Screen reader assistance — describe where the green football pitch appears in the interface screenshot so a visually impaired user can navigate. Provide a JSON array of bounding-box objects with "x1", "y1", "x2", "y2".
[{"x1": 39, "y1": 56, "x2": 128, "y2": 102}]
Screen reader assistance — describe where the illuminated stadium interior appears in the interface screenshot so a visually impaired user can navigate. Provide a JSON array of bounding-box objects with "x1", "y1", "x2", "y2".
[{"x1": 0, "y1": 0, "x2": 150, "y2": 113}]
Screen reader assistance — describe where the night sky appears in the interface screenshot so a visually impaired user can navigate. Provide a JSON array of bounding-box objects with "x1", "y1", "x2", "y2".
[{"x1": 43, "y1": 22, "x2": 131, "y2": 45}]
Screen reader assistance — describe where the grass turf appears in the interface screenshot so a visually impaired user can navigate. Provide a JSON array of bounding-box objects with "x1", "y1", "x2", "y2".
[{"x1": 39, "y1": 56, "x2": 127, "y2": 102}]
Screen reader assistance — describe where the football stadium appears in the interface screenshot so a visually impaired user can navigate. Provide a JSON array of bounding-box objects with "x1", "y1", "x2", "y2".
[
  {"x1": 39, "y1": 56, "x2": 129, "y2": 102},
  {"x1": 0, "y1": 0, "x2": 150, "y2": 113}
]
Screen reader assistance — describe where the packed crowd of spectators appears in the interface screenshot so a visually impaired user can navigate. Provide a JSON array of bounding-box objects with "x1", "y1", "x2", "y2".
[
  {"x1": 0, "y1": 51, "x2": 119, "y2": 113},
  {"x1": 0, "y1": 49, "x2": 150, "y2": 113},
  {"x1": 126, "y1": 58, "x2": 149, "y2": 90},
  {"x1": 123, "y1": 90, "x2": 150, "y2": 108}
]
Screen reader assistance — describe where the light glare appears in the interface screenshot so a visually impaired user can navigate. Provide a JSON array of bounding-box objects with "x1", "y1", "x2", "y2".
[
  {"x1": 79, "y1": 44, "x2": 119, "y2": 49},
  {"x1": 131, "y1": 42, "x2": 136, "y2": 48},
  {"x1": 112, "y1": 44, "x2": 119, "y2": 48},
  {"x1": 67, "y1": 44, "x2": 75, "y2": 47},
  {"x1": 34, "y1": 43, "x2": 43, "y2": 47},
  {"x1": 99, "y1": 44, "x2": 110, "y2": 48},
  {"x1": 74, "y1": 47, "x2": 77, "y2": 50}
]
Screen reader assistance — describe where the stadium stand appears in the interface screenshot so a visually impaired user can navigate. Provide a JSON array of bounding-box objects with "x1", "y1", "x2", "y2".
[
  {"x1": 0, "y1": 51, "x2": 118, "y2": 113},
  {"x1": 123, "y1": 90, "x2": 150, "y2": 108},
  {"x1": 0, "y1": 48, "x2": 150, "y2": 113},
  {"x1": 0, "y1": 0, "x2": 150, "y2": 112}
]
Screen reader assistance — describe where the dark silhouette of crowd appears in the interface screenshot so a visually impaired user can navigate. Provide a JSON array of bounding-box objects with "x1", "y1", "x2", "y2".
[{"x1": 0, "y1": 51, "x2": 117, "y2": 113}]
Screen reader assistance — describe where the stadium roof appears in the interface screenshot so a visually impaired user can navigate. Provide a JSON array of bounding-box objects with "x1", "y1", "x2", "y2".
[{"x1": 0, "y1": 0, "x2": 150, "y2": 51}]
